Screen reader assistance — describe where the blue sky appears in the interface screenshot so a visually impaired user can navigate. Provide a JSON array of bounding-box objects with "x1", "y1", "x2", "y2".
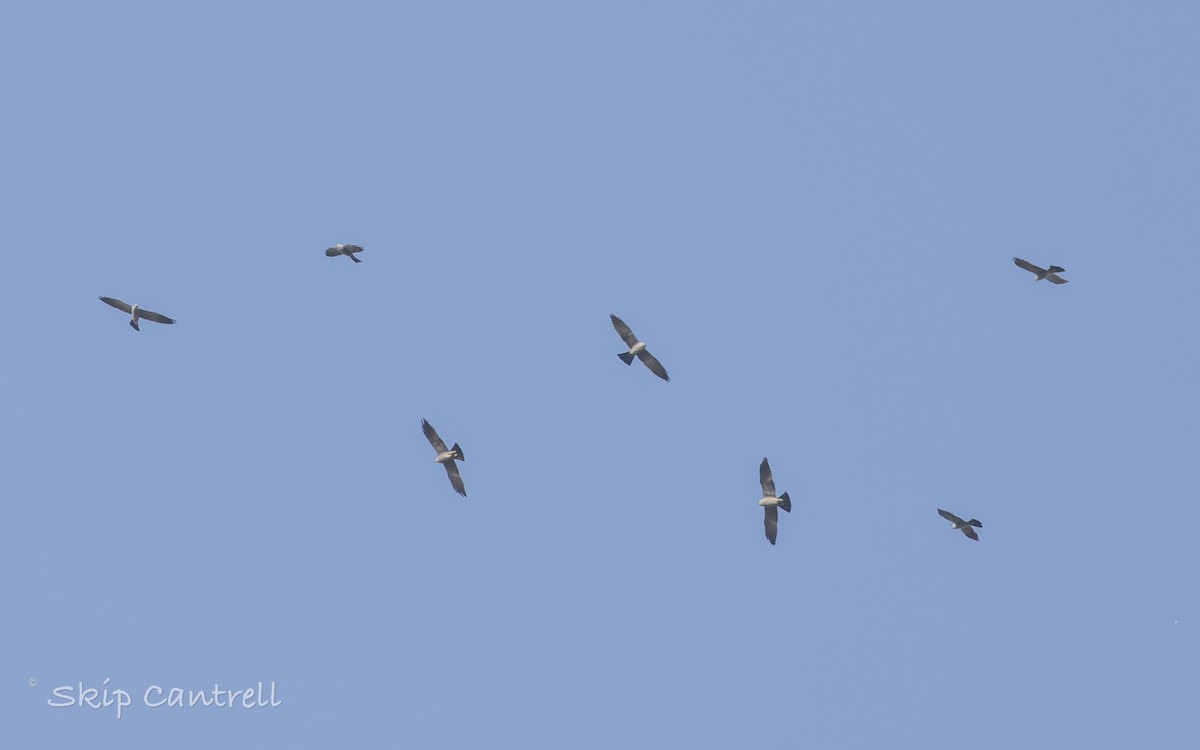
[{"x1": 3, "y1": 2, "x2": 1198, "y2": 747}]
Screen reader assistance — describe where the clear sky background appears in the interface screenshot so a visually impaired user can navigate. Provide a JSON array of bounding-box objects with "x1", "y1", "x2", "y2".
[{"x1": 3, "y1": 2, "x2": 1197, "y2": 747}]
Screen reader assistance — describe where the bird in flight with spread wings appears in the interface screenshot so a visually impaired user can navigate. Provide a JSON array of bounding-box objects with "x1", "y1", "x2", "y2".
[
  {"x1": 98, "y1": 297, "x2": 176, "y2": 332},
  {"x1": 757, "y1": 458, "x2": 793, "y2": 546},
  {"x1": 326, "y1": 244, "x2": 364, "y2": 263},
  {"x1": 1012, "y1": 257, "x2": 1068, "y2": 284},
  {"x1": 422, "y1": 419, "x2": 466, "y2": 497},
  {"x1": 938, "y1": 508, "x2": 982, "y2": 541},
  {"x1": 610, "y1": 314, "x2": 670, "y2": 382}
]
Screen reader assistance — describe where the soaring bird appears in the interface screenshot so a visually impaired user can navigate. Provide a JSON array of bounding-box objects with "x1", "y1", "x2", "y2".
[
  {"x1": 1012, "y1": 257, "x2": 1068, "y2": 284},
  {"x1": 326, "y1": 244, "x2": 364, "y2": 263},
  {"x1": 938, "y1": 508, "x2": 982, "y2": 541},
  {"x1": 421, "y1": 419, "x2": 466, "y2": 497},
  {"x1": 757, "y1": 458, "x2": 792, "y2": 546},
  {"x1": 98, "y1": 297, "x2": 176, "y2": 332},
  {"x1": 610, "y1": 314, "x2": 670, "y2": 382}
]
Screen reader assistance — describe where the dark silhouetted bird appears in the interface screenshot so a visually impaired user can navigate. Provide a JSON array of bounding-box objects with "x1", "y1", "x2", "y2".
[
  {"x1": 757, "y1": 458, "x2": 792, "y2": 545},
  {"x1": 326, "y1": 244, "x2": 364, "y2": 263},
  {"x1": 99, "y1": 297, "x2": 176, "y2": 332},
  {"x1": 610, "y1": 314, "x2": 669, "y2": 382},
  {"x1": 938, "y1": 508, "x2": 982, "y2": 541},
  {"x1": 1012, "y1": 257, "x2": 1067, "y2": 284},
  {"x1": 422, "y1": 419, "x2": 466, "y2": 497}
]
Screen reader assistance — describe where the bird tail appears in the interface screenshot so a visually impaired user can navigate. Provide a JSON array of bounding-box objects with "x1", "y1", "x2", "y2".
[
  {"x1": 779, "y1": 492, "x2": 792, "y2": 513},
  {"x1": 129, "y1": 318, "x2": 140, "y2": 331},
  {"x1": 968, "y1": 519, "x2": 982, "y2": 528},
  {"x1": 350, "y1": 253, "x2": 362, "y2": 263},
  {"x1": 452, "y1": 443, "x2": 465, "y2": 461},
  {"x1": 1048, "y1": 265, "x2": 1065, "y2": 273},
  {"x1": 618, "y1": 351, "x2": 635, "y2": 365}
]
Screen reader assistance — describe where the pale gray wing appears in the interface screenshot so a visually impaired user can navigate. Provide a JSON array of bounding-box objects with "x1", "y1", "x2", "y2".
[
  {"x1": 1012, "y1": 257, "x2": 1044, "y2": 275},
  {"x1": 961, "y1": 525, "x2": 980, "y2": 541},
  {"x1": 99, "y1": 296, "x2": 132, "y2": 314},
  {"x1": 764, "y1": 505, "x2": 779, "y2": 545},
  {"x1": 759, "y1": 458, "x2": 776, "y2": 498},
  {"x1": 937, "y1": 508, "x2": 964, "y2": 526},
  {"x1": 444, "y1": 460, "x2": 467, "y2": 496},
  {"x1": 636, "y1": 349, "x2": 670, "y2": 382},
  {"x1": 137, "y1": 309, "x2": 176, "y2": 325},
  {"x1": 422, "y1": 419, "x2": 449, "y2": 453},
  {"x1": 610, "y1": 314, "x2": 639, "y2": 348},
  {"x1": 1046, "y1": 273, "x2": 1069, "y2": 285},
  {"x1": 325, "y1": 247, "x2": 342, "y2": 257}
]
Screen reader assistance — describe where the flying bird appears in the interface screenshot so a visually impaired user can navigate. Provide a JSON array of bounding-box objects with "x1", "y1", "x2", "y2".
[
  {"x1": 98, "y1": 297, "x2": 176, "y2": 331},
  {"x1": 422, "y1": 419, "x2": 466, "y2": 497},
  {"x1": 326, "y1": 244, "x2": 364, "y2": 263},
  {"x1": 1012, "y1": 257, "x2": 1068, "y2": 284},
  {"x1": 938, "y1": 508, "x2": 982, "y2": 541},
  {"x1": 757, "y1": 458, "x2": 792, "y2": 545},
  {"x1": 610, "y1": 314, "x2": 670, "y2": 382}
]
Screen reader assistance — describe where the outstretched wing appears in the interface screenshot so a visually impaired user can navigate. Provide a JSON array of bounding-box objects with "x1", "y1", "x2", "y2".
[
  {"x1": 444, "y1": 460, "x2": 467, "y2": 497},
  {"x1": 325, "y1": 247, "x2": 342, "y2": 257},
  {"x1": 764, "y1": 505, "x2": 779, "y2": 545},
  {"x1": 960, "y1": 525, "x2": 979, "y2": 541},
  {"x1": 636, "y1": 349, "x2": 670, "y2": 382},
  {"x1": 938, "y1": 508, "x2": 965, "y2": 526},
  {"x1": 422, "y1": 419, "x2": 449, "y2": 453},
  {"x1": 1012, "y1": 257, "x2": 1044, "y2": 275},
  {"x1": 610, "y1": 314, "x2": 639, "y2": 348},
  {"x1": 1046, "y1": 273, "x2": 1069, "y2": 285},
  {"x1": 138, "y1": 309, "x2": 176, "y2": 325},
  {"x1": 342, "y1": 244, "x2": 364, "y2": 254},
  {"x1": 759, "y1": 458, "x2": 776, "y2": 498},
  {"x1": 99, "y1": 297, "x2": 132, "y2": 314}
]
